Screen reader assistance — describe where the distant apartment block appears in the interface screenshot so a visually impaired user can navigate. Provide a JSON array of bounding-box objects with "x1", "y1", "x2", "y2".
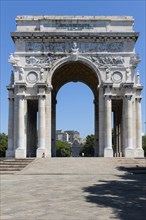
[
  {"x1": 56, "y1": 130, "x2": 80, "y2": 143},
  {"x1": 56, "y1": 130, "x2": 86, "y2": 156}
]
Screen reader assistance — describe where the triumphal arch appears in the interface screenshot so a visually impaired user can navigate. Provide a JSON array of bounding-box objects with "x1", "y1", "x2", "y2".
[{"x1": 6, "y1": 16, "x2": 144, "y2": 158}]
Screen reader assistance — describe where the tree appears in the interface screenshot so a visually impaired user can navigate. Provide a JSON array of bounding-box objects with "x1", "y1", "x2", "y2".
[
  {"x1": 0, "y1": 133, "x2": 8, "y2": 157},
  {"x1": 56, "y1": 140, "x2": 71, "y2": 157},
  {"x1": 142, "y1": 135, "x2": 146, "y2": 157},
  {"x1": 80, "y1": 134, "x2": 95, "y2": 157}
]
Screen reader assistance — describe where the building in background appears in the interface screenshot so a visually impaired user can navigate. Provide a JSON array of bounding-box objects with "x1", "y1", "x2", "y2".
[
  {"x1": 56, "y1": 130, "x2": 80, "y2": 143},
  {"x1": 56, "y1": 130, "x2": 69, "y2": 142},
  {"x1": 56, "y1": 130, "x2": 86, "y2": 156}
]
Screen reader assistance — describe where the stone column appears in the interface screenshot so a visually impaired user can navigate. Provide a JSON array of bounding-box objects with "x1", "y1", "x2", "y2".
[
  {"x1": 94, "y1": 98, "x2": 99, "y2": 156},
  {"x1": 124, "y1": 95, "x2": 134, "y2": 157},
  {"x1": 51, "y1": 97, "x2": 57, "y2": 157},
  {"x1": 6, "y1": 93, "x2": 14, "y2": 157},
  {"x1": 135, "y1": 98, "x2": 144, "y2": 157},
  {"x1": 122, "y1": 98, "x2": 126, "y2": 156},
  {"x1": 45, "y1": 87, "x2": 52, "y2": 157},
  {"x1": 104, "y1": 95, "x2": 113, "y2": 157},
  {"x1": 13, "y1": 96, "x2": 18, "y2": 152},
  {"x1": 98, "y1": 86, "x2": 104, "y2": 156},
  {"x1": 37, "y1": 95, "x2": 46, "y2": 157},
  {"x1": 15, "y1": 95, "x2": 26, "y2": 158}
]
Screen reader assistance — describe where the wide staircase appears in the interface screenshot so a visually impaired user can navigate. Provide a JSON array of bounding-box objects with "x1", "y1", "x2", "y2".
[
  {"x1": 0, "y1": 158, "x2": 34, "y2": 174},
  {"x1": 0, "y1": 157, "x2": 145, "y2": 175}
]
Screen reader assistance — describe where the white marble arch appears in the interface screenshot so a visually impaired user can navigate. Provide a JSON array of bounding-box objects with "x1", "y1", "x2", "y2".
[
  {"x1": 50, "y1": 55, "x2": 101, "y2": 157},
  {"x1": 6, "y1": 15, "x2": 144, "y2": 158}
]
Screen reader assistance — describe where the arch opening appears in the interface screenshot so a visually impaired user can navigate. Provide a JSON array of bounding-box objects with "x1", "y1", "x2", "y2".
[
  {"x1": 51, "y1": 60, "x2": 99, "y2": 96},
  {"x1": 56, "y1": 82, "x2": 94, "y2": 157},
  {"x1": 51, "y1": 60, "x2": 100, "y2": 157}
]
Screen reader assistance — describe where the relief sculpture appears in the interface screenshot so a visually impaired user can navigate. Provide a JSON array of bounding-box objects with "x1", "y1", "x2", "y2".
[
  {"x1": 87, "y1": 55, "x2": 124, "y2": 66},
  {"x1": 25, "y1": 41, "x2": 124, "y2": 53},
  {"x1": 26, "y1": 56, "x2": 51, "y2": 66},
  {"x1": 25, "y1": 55, "x2": 66, "y2": 67}
]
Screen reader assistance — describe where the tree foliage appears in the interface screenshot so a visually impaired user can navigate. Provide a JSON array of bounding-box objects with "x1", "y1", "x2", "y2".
[
  {"x1": 56, "y1": 140, "x2": 71, "y2": 157},
  {"x1": 0, "y1": 133, "x2": 8, "y2": 157},
  {"x1": 142, "y1": 135, "x2": 146, "y2": 157},
  {"x1": 80, "y1": 134, "x2": 95, "y2": 157}
]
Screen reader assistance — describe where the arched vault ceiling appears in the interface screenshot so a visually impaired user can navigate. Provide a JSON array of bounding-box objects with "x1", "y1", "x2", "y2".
[{"x1": 52, "y1": 61, "x2": 99, "y2": 96}]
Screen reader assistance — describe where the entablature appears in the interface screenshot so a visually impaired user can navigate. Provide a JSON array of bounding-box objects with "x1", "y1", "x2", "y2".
[{"x1": 11, "y1": 32, "x2": 139, "y2": 42}]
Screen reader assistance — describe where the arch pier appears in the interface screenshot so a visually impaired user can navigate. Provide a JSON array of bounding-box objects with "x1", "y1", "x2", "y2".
[{"x1": 6, "y1": 16, "x2": 144, "y2": 158}]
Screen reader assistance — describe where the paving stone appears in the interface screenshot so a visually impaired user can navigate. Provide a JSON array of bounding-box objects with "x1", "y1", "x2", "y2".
[{"x1": 1, "y1": 158, "x2": 146, "y2": 220}]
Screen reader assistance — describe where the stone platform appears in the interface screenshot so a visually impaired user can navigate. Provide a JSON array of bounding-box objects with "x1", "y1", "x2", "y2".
[{"x1": 1, "y1": 158, "x2": 146, "y2": 220}]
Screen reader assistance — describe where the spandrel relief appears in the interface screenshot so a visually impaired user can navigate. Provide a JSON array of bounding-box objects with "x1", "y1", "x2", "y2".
[
  {"x1": 26, "y1": 56, "x2": 51, "y2": 66},
  {"x1": 25, "y1": 55, "x2": 67, "y2": 67},
  {"x1": 87, "y1": 55, "x2": 124, "y2": 67}
]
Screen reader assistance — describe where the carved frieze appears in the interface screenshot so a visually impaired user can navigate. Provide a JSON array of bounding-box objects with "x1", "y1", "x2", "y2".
[
  {"x1": 25, "y1": 41, "x2": 124, "y2": 53},
  {"x1": 87, "y1": 55, "x2": 124, "y2": 67},
  {"x1": 26, "y1": 56, "x2": 51, "y2": 66},
  {"x1": 25, "y1": 55, "x2": 66, "y2": 67}
]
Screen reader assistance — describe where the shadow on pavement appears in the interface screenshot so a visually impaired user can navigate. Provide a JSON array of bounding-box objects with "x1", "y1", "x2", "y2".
[{"x1": 83, "y1": 166, "x2": 146, "y2": 220}]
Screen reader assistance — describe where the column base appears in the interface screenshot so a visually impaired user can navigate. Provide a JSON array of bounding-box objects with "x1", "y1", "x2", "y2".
[
  {"x1": 37, "y1": 148, "x2": 45, "y2": 158},
  {"x1": 135, "y1": 148, "x2": 144, "y2": 157},
  {"x1": 51, "y1": 146, "x2": 56, "y2": 157},
  {"x1": 104, "y1": 148, "x2": 113, "y2": 157},
  {"x1": 99, "y1": 147, "x2": 104, "y2": 157},
  {"x1": 94, "y1": 147, "x2": 99, "y2": 157},
  {"x1": 15, "y1": 148, "x2": 26, "y2": 158},
  {"x1": 6, "y1": 150, "x2": 15, "y2": 157},
  {"x1": 124, "y1": 148, "x2": 135, "y2": 158}
]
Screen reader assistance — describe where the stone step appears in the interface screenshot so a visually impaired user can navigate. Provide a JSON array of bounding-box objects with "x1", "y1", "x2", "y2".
[
  {"x1": 0, "y1": 157, "x2": 145, "y2": 174},
  {"x1": 0, "y1": 162, "x2": 33, "y2": 165},
  {"x1": 0, "y1": 167, "x2": 22, "y2": 171},
  {"x1": 0, "y1": 158, "x2": 34, "y2": 174},
  {"x1": 17, "y1": 157, "x2": 146, "y2": 175},
  {"x1": 0, "y1": 159, "x2": 34, "y2": 162},
  {"x1": 0, "y1": 171, "x2": 19, "y2": 175},
  {"x1": 0, "y1": 164, "x2": 27, "y2": 168}
]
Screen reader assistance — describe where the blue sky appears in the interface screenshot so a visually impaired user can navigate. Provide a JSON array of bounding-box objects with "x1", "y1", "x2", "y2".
[{"x1": 0, "y1": 0, "x2": 146, "y2": 138}]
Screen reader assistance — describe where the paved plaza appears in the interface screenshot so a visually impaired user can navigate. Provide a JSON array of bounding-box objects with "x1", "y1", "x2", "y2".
[{"x1": 1, "y1": 158, "x2": 146, "y2": 220}]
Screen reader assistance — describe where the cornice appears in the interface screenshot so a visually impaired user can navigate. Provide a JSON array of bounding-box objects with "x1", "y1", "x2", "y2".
[{"x1": 11, "y1": 32, "x2": 139, "y2": 42}]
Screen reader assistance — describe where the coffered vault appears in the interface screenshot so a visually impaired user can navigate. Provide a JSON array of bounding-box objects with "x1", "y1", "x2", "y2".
[{"x1": 6, "y1": 16, "x2": 144, "y2": 158}]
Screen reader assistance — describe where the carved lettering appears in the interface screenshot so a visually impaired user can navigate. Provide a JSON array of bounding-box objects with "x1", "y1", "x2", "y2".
[{"x1": 56, "y1": 23, "x2": 92, "y2": 30}]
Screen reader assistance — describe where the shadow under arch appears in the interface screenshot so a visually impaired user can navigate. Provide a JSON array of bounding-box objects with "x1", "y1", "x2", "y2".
[
  {"x1": 50, "y1": 55, "x2": 101, "y2": 96},
  {"x1": 50, "y1": 57, "x2": 100, "y2": 156}
]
